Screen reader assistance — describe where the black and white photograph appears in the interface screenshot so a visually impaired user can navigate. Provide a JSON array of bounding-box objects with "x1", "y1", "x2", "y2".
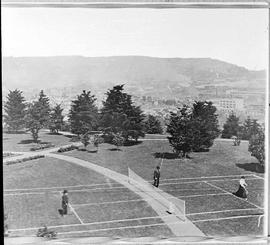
[{"x1": 2, "y1": 1, "x2": 269, "y2": 244}]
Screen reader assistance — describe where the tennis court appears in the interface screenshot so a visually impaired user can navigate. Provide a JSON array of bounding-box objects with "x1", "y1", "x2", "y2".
[
  {"x1": 4, "y1": 181, "x2": 174, "y2": 238},
  {"x1": 158, "y1": 173, "x2": 264, "y2": 236},
  {"x1": 4, "y1": 172, "x2": 264, "y2": 237}
]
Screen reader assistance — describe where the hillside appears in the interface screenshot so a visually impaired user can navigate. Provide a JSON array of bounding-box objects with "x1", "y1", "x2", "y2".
[{"x1": 2, "y1": 56, "x2": 266, "y2": 94}]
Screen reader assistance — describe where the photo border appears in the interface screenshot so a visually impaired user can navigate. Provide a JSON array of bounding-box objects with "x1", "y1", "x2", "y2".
[{"x1": 2, "y1": 0, "x2": 269, "y2": 243}]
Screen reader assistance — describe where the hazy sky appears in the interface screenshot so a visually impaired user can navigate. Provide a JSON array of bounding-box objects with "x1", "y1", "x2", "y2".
[{"x1": 2, "y1": 7, "x2": 268, "y2": 70}]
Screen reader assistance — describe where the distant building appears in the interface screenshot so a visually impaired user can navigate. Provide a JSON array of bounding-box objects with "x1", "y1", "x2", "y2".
[{"x1": 211, "y1": 98, "x2": 244, "y2": 113}]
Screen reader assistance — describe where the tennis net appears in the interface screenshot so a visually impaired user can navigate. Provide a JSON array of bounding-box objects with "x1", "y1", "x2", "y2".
[{"x1": 128, "y1": 167, "x2": 185, "y2": 221}]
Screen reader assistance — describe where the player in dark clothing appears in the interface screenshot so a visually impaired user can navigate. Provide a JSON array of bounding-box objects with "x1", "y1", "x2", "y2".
[
  {"x1": 61, "y1": 190, "x2": 69, "y2": 216},
  {"x1": 153, "y1": 166, "x2": 160, "y2": 188}
]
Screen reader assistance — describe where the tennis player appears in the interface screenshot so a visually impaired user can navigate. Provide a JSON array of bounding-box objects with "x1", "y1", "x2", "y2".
[
  {"x1": 153, "y1": 166, "x2": 160, "y2": 188},
  {"x1": 233, "y1": 176, "x2": 248, "y2": 199}
]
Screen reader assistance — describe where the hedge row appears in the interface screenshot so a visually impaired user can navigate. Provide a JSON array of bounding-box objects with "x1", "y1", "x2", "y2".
[
  {"x1": 30, "y1": 143, "x2": 55, "y2": 151},
  {"x1": 57, "y1": 145, "x2": 79, "y2": 153},
  {"x1": 3, "y1": 152, "x2": 16, "y2": 158},
  {"x1": 5, "y1": 155, "x2": 45, "y2": 165}
]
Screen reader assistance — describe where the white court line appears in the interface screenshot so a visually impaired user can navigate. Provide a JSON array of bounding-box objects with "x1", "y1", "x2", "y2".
[
  {"x1": 69, "y1": 203, "x2": 84, "y2": 224},
  {"x1": 192, "y1": 214, "x2": 264, "y2": 223},
  {"x1": 252, "y1": 174, "x2": 264, "y2": 180},
  {"x1": 159, "y1": 174, "x2": 256, "y2": 182},
  {"x1": 4, "y1": 185, "x2": 126, "y2": 194},
  {"x1": 57, "y1": 214, "x2": 265, "y2": 235},
  {"x1": 9, "y1": 206, "x2": 265, "y2": 233},
  {"x1": 56, "y1": 222, "x2": 169, "y2": 235},
  {"x1": 176, "y1": 193, "x2": 230, "y2": 198},
  {"x1": 204, "y1": 181, "x2": 263, "y2": 209},
  {"x1": 159, "y1": 177, "x2": 259, "y2": 186},
  {"x1": 9, "y1": 215, "x2": 165, "y2": 232},
  {"x1": 71, "y1": 193, "x2": 237, "y2": 207},
  {"x1": 187, "y1": 207, "x2": 264, "y2": 216},
  {"x1": 4, "y1": 192, "x2": 46, "y2": 196},
  {"x1": 4, "y1": 182, "x2": 120, "y2": 192}
]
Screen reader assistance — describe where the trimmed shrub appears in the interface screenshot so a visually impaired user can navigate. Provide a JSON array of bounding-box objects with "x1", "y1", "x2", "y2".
[
  {"x1": 30, "y1": 143, "x2": 55, "y2": 151},
  {"x1": 5, "y1": 155, "x2": 45, "y2": 165},
  {"x1": 57, "y1": 145, "x2": 79, "y2": 153},
  {"x1": 3, "y1": 152, "x2": 17, "y2": 158}
]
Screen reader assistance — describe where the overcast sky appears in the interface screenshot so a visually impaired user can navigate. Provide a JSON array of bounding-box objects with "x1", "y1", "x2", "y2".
[{"x1": 2, "y1": 7, "x2": 268, "y2": 70}]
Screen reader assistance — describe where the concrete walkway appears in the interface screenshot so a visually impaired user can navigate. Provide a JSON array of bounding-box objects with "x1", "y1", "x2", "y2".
[{"x1": 46, "y1": 153, "x2": 204, "y2": 237}]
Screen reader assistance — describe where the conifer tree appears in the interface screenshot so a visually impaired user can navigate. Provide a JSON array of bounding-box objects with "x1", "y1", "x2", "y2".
[
  {"x1": 167, "y1": 105, "x2": 194, "y2": 157},
  {"x1": 37, "y1": 90, "x2": 51, "y2": 128},
  {"x1": 49, "y1": 104, "x2": 64, "y2": 133},
  {"x1": 69, "y1": 90, "x2": 99, "y2": 136},
  {"x1": 249, "y1": 127, "x2": 265, "y2": 167},
  {"x1": 241, "y1": 117, "x2": 261, "y2": 140},
  {"x1": 144, "y1": 115, "x2": 163, "y2": 134},
  {"x1": 4, "y1": 89, "x2": 26, "y2": 132},
  {"x1": 221, "y1": 113, "x2": 241, "y2": 139},
  {"x1": 100, "y1": 85, "x2": 145, "y2": 142},
  {"x1": 24, "y1": 101, "x2": 44, "y2": 142},
  {"x1": 167, "y1": 101, "x2": 220, "y2": 157},
  {"x1": 191, "y1": 101, "x2": 220, "y2": 151}
]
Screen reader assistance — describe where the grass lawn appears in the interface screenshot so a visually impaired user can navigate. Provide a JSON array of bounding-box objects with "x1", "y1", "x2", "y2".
[
  {"x1": 4, "y1": 156, "x2": 173, "y2": 237},
  {"x1": 63, "y1": 139, "x2": 264, "y2": 180},
  {"x1": 60, "y1": 138, "x2": 265, "y2": 236},
  {"x1": 3, "y1": 130, "x2": 76, "y2": 152},
  {"x1": 3, "y1": 132, "x2": 265, "y2": 237},
  {"x1": 3, "y1": 157, "x2": 118, "y2": 189}
]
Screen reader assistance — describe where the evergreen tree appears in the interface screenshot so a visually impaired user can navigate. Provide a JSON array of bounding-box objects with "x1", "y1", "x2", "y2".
[
  {"x1": 241, "y1": 117, "x2": 261, "y2": 140},
  {"x1": 37, "y1": 90, "x2": 51, "y2": 128},
  {"x1": 221, "y1": 113, "x2": 241, "y2": 139},
  {"x1": 24, "y1": 101, "x2": 44, "y2": 142},
  {"x1": 191, "y1": 101, "x2": 220, "y2": 151},
  {"x1": 100, "y1": 85, "x2": 145, "y2": 141},
  {"x1": 112, "y1": 133, "x2": 125, "y2": 150},
  {"x1": 69, "y1": 90, "x2": 99, "y2": 136},
  {"x1": 167, "y1": 105, "x2": 194, "y2": 157},
  {"x1": 144, "y1": 115, "x2": 163, "y2": 134},
  {"x1": 248, "y1": 127, "x2": 265, "y2": 167},
  {"x1": 167, "y1": 101, "x2": 220, "y2": 157},
  {"x1": 4, "y1": 89, "x2": 26, "y2": 132},
  {"x1": 49, "y1": 104, "x2": 64, "y2": 133}
]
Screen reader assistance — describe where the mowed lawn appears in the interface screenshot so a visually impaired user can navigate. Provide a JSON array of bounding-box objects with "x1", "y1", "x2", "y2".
[
  {"x1": 61, "y1": 137, "x2": 265, "y2": 236},
  {"x1": 63, "y1": 138, "x2": 263, "y2": 180},
  {"x1": 3, "y1": 133, "x2": 265, "y2": 237},
  {"x1": 3, "y1": 156, "x2": 173, "y2": 237},
  {"x1": 3, "y1": 130, "x2": 75, "y2": 152}
]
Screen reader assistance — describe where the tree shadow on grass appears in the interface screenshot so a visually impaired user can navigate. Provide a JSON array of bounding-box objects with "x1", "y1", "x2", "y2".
[
  {"x1": 4, "y1": 131, "x2": 27, "y2": 134},
  {"x1": 18, "y1": 139, "x2": 41, "y2": 144},
  {"x1": 78, "y1": 148, "x2": 87, "y2": 151},
  {"x1": 193, "y1": 148, "x2": 210, "y2": 153},
  {"x1": 87, "y1": 150, "x2": 98, "y2": 153},
  {"x1": 153, "y1": 152, "x2": 179, "y2": 159},
  {"x1": 123, "y1": 141, "x2": 143, "y2": 147},
  {"x1": 46, "y1": 132, "x2": 63, "y2": 136},
  {"x1": 108, "y1": 148, "x2": 122, "y2": 151},
  {"x1": 153, "y1": 152, "x2": 193, "y2": 159},
  {"x1": 236, "y1": 162, "x2": 264, "y2": 173},
  {"x1": 18, "y1": 139, "x2": 51, "y2": 145}
]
